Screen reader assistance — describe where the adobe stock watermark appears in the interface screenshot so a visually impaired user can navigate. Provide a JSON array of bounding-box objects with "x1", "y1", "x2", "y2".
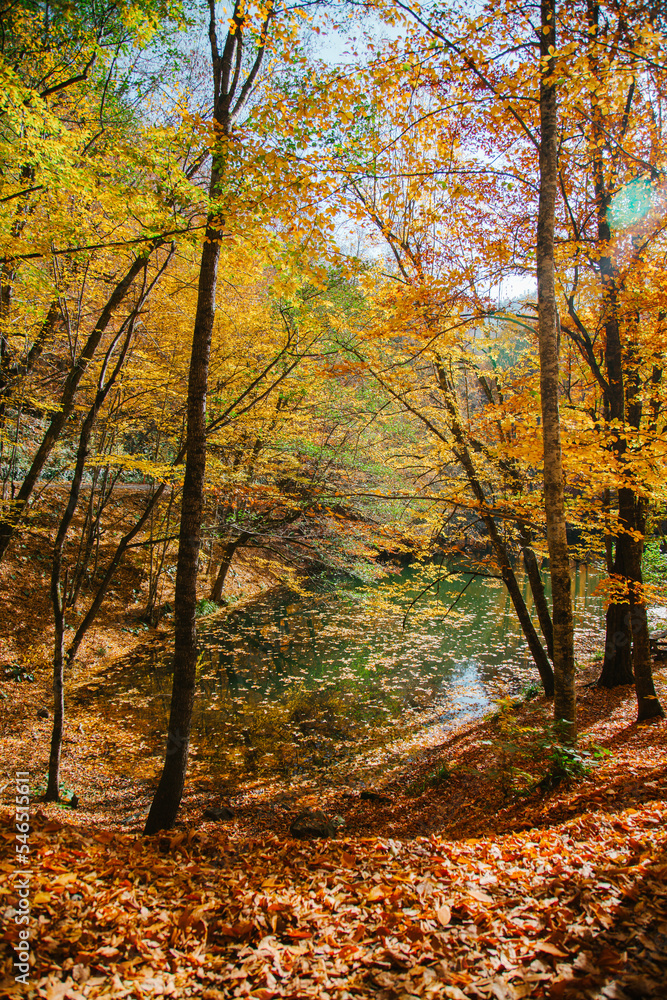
[
  {"x1": 605, "y1": 608, "x2": 644, "y2": 658},
  {"x1": 166, "y1": 728, "x2": 188, "y2": 756},
  {"x1": 13, "y1": 771, "x2": 32, "y2": 985}
]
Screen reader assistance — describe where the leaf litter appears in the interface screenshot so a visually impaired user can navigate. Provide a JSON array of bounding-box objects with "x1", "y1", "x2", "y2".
[{"x1": 2, "y1": 682, "x2": 667, "y2": 1000}]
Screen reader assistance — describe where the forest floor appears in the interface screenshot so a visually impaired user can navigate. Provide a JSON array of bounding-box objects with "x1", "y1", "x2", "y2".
[{"x1": 1, "y1": 529, "x2": 667, "y2": 999}]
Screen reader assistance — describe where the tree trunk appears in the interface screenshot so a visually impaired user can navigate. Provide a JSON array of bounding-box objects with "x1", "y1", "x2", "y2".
[
  {"x1": 597, "y1": 278, "x2": 634, "y2": 686},
  {"x1": 45, "y1": 587, "x2": 65, "y2": 802},
  {"x1": 144, "y1": 202, "x2": 222, "y2": 835},
  {"x1": 600, "y1": 599, "x2": 634, "y2": 686},
  {"x1": 631, "y1": 592, "x2": 664, "y2": 720},
  {"x1": 65, "y1": 482, "x2": 167, "y2": 664},
  {"x1": 210, "y1": 533, "x2": 249, "y2": 602},
  {"x1": 144, "y1": 0, "x2": 273, "y2": 835},
  {"x1": 585, "y1": 0, "x2": 645, "y2": 699},
  {"x1": 499, "y1": 554, "x2": 555, "y2": 697},
  {"x1": 434, "y1": 365, "x2": 555, "y2": 695},
  {"x1": 599, "y1": 486, "x2": 635, "y2": 687},
  {"x1": 630, "y1": 497, "x2": 664, "y2": 720},
  {"x1": 44, "y1": 324, "x2": 136, "y2": 800},
  {"x1": 521, "y1": 542, "x2": 554, "y2": 660},
  {"x1": 537, "y1": 0, "x2": 575, "y2": 733},
  {"x1": 0, "y1": 250, "x2": 158, "y2": 561}
]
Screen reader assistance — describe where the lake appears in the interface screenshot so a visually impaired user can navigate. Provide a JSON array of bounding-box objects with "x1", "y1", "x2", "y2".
[{"x1": 129, "y1": 561, "x2": 607, "y2": 785}]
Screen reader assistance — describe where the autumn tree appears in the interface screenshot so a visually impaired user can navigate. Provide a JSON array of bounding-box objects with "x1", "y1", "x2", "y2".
[
  {"x1": 312, "y1": 16, "x2": 564, "y2": 693},
  {"x1": 535, "y1": 0, "x2": 575, "y2": 731},
  {"x1": 553, "y1": 0, "x2": 666, "y2": 720},
  {"x1": 0, "y1": 0, "x2": 192, "y2": 558},
  {"x1": 352, "y1": 0, "x2": 666, "y2": 726},
  {"x1": 145, "y1": 0, "x2": 282, "y2": 834}
]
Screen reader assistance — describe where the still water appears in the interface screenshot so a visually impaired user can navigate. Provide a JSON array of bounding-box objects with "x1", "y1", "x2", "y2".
[{"x1": 123, "y1": 562, "x2": 606, "y2": 783}]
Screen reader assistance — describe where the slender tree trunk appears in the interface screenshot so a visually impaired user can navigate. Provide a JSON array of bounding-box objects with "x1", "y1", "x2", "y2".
[
  {"x1": 537, "y1": 0, "x2": 575, "y2": 733},
  {"x1": 65, "y1": 482, "x2": 167, "y2": 664},
  {"x1": 435, "y1": 365, "x2": 555, "y2": 695},
  {"x1": 0, "y1": 250, "x2": 159, "y2": 561},
  {"x1": 144, "y1": 215, "x2": 221, "y2": 834},
  {"x1": 211, "y1": 532, "x2": 249, "y2": 602},
  {"x1": 521, "y1": 541, "x2": 554, "y2": 660},
  {"x1": 499, "y1": 552, "x2": 555, "y2": 696},
  {"x1": 44, "y1": 324, "x2": 136, "y2": 799},
  {"x1": 0, "y1": 298, "x2": 60, "y2": 402},
  {"x1": 45, "y1": 579, "x2": 65, "y2": 802},
  {"x1": 144, "y1": 0, "x2": 273, "y2": 835}
]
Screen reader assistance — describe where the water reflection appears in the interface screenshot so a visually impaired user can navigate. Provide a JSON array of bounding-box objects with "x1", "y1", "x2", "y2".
[{"x1": 123, "y1": 562, "x2": 605, "y2": 783}]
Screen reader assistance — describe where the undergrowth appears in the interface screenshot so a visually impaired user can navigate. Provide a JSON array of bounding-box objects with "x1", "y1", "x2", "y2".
[{"x1": 482, "y1": 698, "x2": 609, "y2": 801}]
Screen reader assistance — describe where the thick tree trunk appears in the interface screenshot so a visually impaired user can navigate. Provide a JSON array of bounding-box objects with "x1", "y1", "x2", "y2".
[
  {"x1": 592, "y1": 209, "x2": 662, "y2": 716},
  {"x1": 630, "y1": 498, "x2": 664, "y2": 720},
  {"x1": 597, "y1": 278, "x2": 633, "y2": 686},
  {"x1": 537, "y1": 0, "x2": 575, "y2": 732},
  {"x1": 592, "y1": 273, "x2": 662, "y2": 715},
  {"x1": 585, "y1": 0, "x2": 653, "y2": 710},
  {"x1": 599, "y1": 486, "x2": 635, "y2": 687},
  {"x1": 600, "y1": 599, "x2": 634, "y2": 686}
]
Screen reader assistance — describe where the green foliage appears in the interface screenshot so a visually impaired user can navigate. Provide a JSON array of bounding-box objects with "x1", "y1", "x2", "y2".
[
  {"x1": 520, "y1": 682, "x2": 542, "y2": 702},
  {"x1": 537, "y1": 730, "x2": 610, "y2": 786},
  {"x1": 121, "y1": 623, "x2": 150, "y2": 635},
  {"x1": 482, "y1": 700, "x2": 609, "y2": 800},
  {"x1": 481, "y1": 702, "x2": 538, "y2": 801},
  {"x1": 643, "y1": 540, "x2": 667, "y2": 598},
  {"x1": 3, "y1": 663, "x2": 34, "y2": 682},
  {"x1": 407, "y1": 761, "x2": 451, "y2": 796},
  {"x1": 196, "y1": 598, "x2": 220, "y2": 618}
]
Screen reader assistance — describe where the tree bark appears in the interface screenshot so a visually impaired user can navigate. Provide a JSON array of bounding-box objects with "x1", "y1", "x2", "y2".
[
  {"x1": 580, "y1": 1, "x2": 661, "y2": 719},
  {"x1": 597, "y1": 273, "x2": 634, "y2": 686},
  {"x1": 599, "y1": 486, "x2": 635, "y2": 687},
  {"x1": 630, "y1": 498, "x2": 664, "y2": 720},
  {"x1": 521, "y1": 541, "x2": 554, "y2": 660},
  {"x1": 0, "y1": 249, "x2": 160, "y2": 561},
  {"x1": 537, "y1": 0, "x2": 576, "y2": 733},
  {"x1": 144, "y1": 194, "x2": 222, "y2": 835},
  {"x1": 44, "y1": 322, "x2": 136, "y2": 800},
  {"x1": 211, "y1": 532, "x2": 250, "y2": 602},
  {"x1": 45, "y1": 581, "x2": 65, "y2": 802},
  {"x1": 434, "y1": 364, "x2": 555, "y2": 695},
  {"x1": 144, "y1": 0, "x2": 274, "y2": 835}
]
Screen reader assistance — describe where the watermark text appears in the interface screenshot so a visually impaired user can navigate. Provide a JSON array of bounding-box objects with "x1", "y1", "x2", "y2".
[{"x1": 13, "y1": 771, "x2": 31, "y2": 985}]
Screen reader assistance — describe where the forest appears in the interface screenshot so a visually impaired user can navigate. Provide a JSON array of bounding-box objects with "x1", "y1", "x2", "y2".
[{"x1": 1, "y1": 0, "x2": 667, "y2": 997}]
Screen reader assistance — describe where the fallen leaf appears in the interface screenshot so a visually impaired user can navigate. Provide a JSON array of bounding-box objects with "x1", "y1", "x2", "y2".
[{"x1": 537, "y1": 942, "x2": 569, "y2": 958}]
